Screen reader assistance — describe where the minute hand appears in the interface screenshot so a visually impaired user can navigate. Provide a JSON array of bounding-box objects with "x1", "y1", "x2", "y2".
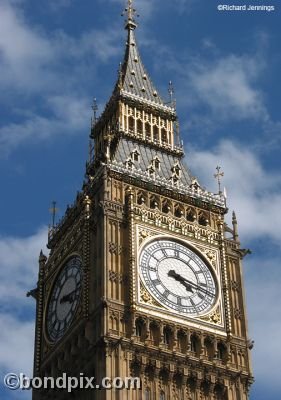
[{"x1": 181, "y1": 277, "x2": 215, "y2": 297}]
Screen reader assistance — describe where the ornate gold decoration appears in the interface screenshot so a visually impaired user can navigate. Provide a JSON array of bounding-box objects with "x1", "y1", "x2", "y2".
[
  {"x1": 140, "y1": 282, "x2": 163, "y2": 308},
  {"x1": 199, "y1": 308, "x2": 222, "y2": 325},
  {"x1": 202, "y1": 249, "x2": 217, "y2": 267},
  {"x1": 138, "y1": 228, "x2": 156, "y2": 246}
]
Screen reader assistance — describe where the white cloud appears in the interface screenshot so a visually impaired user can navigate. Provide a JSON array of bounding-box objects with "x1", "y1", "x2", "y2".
[
  {"x1": 0, "y1": 227, "x2": 48, "y2": 306},
  {"x1": 0, "y1": 2, "x2": 53, "y2": 91},
  {"x1": 0, "y1": 314, "x2": 34, "y2": 377},
  {"x1": 0, "y1": 2, "x2": 121, "y2": 94},
  {"x1": 0, "y1": 228, "x2": 48, "y2": 399},
  {"x1": 188, "y1": 140, "x2": 281, "y2": 245},
  {"x1": 185, "y1": 54, "x2": 268, "y2": 121},
  {"x1": 189, "y1": 140, "x2": 281, "y2": 391},
  {"x1": 0, "y1": 95, "x2": 91, "y2": 155}
]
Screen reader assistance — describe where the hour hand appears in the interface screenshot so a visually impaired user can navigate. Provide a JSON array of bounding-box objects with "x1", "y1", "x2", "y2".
[
  {"x1": 168, "y1": 270, "x2": 193, "y2": 293},
  {"x1": 60, "y1": 290, "x2": 76, "y2": 304}
]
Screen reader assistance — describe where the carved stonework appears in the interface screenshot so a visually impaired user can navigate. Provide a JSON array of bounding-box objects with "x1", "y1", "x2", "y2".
[
  {"x1": 202, "y1": 249, "x2": 217, "y2": 267},
  {"x1": 138, "y1": 228, "x2": 156, "y2": 246},
  {"x1": 140, "y1": 282, "x2": 163, "y2": 308},
  {"x1": 230, "y1": 280, "x2": 240, "y2": 291},
  {"x1": 234, "y1": 308, "x2": 243, "y2": 320},
  {"x1": 109, "y1": 270, "x2": 127, "y2": 283},
  {"x1": 199, "y1": 307, "x2": 222, "y2": 325},
  {"x1": 109, "y1": 242, "x2": 124, "y2": 254}
]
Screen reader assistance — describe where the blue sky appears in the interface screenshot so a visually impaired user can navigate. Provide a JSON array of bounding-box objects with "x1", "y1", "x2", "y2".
[{"x1": 0, "y1": 0, "x2": 280, "y2": 399}]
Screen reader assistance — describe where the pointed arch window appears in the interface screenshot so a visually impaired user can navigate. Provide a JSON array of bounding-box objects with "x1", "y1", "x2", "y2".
[
  {"x1": 160, "y1": 392, "x2": 165, "y2": 400},
  {"x1": 171, "y1": 174, "x2": 180, "y2": 187},
  {"x1": 128, "y1": 116, "x2": 134, "y2": 133},
  {"x1": 161, "y1": 128, "x2": 168, "y2": 144},
  {"x1": 152, "y1": 156, "x2": 161, "y2": 170},
  {"x1": 217, "y1": 342, "x2": 227, "y2": 362},
  {"x1": 153, "y1": 125, "x2": 159, "y2": 142},
  {"x1": 125, "y1": 158, "x2": 134, "y2": 170},
  {"x1": 145, "y1": 122, "x2": 151, "y2": 139},
  {"x1": 171, "y1": 162, "x2": 181, "y2": 177},
  {"x1": 145, "y1": 388, "x2": 151, "y2": 400},
  {"x1": 135, "y1": 319, "x2": 143, "y2": 338},
  {"x1": 147, "y1": 165, "x2": 155, "y2": 178},
  {"x1": 137, "y1": 119, "x2": 143, "y2": 135},
  {"x1": 190, "y1": 334, "x2": 199, "y2": 355},
  {"x1": 163, "y1": 327, "x2": 171, "y2": 346},
  {"x1": 131, "y1": 149, "x2": 140, "y2": 162}
]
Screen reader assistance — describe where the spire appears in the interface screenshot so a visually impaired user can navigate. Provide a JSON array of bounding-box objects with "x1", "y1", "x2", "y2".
[{"x1": 118, "y1": 10, "x2": 167, "y2": 106}]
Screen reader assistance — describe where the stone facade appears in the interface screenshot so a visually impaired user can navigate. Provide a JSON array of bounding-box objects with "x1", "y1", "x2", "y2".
[{"x1": 32, "y1": 2, "x2": 253, "y2": 399}]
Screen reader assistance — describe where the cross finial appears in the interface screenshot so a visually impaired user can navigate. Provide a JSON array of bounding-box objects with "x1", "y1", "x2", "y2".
[
  {"x1": 168, "y1": 81, "x2": 174, "y2": 103},
  {"x1": 92, "y1": 98, "x2": 98, "y2": 124},
  {"x1": 168, "y1": 80, "x2": 176, "y2": 109},
  {"x1": 214, "y1": 166, "x2": 224, "y2": 194},
  {"x1": 122, "y1": 0, "x2": 138, "y2": 30},
  {"x1": 49, "y1": 201, "x2": 58, "y2": 228}
]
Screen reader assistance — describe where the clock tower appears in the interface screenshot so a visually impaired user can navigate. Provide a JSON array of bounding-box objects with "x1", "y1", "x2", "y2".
[{"x1": 32, "y1": 1, "x2": 254, "y2": 399}]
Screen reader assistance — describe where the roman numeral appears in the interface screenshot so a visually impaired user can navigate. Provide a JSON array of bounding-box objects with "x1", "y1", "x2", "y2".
[
  {"x1": 174, "y1": 250, "x2": 180, "y2": 258},
  {"x1": 161, "y1": 249, "x2": 168, "y2": 257}
]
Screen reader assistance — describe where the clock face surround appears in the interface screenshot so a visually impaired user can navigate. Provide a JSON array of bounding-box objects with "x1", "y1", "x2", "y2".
[
  {"x1": 46, "y1": 256, "x2": 82, "y2": 342},
  {"x1": 139, "y1": 239, "x2": 217, "y2": 316}
]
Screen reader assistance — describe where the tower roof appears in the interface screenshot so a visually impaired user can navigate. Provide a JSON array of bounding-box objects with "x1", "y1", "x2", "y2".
[
  {"x1": 120, "y1": 28, "x2": 164, "y2": 106},
  {"x1": 116, "y1": 0, "x2": 171, "y2": 108}
]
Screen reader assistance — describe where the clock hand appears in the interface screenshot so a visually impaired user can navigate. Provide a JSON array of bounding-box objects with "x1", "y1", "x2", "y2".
[
  {"x1": 168, "y1": 270, "x2": 194, "y2": 293},
  {"x1": 60, "y1": 289, "x2": 78, "y2": 304},
  {"x1": 168, "y1": 270, "x2": 215, "y2": 298},
  {"x1": 179, "y1": 276, "x2": 215, "y2": 298}
]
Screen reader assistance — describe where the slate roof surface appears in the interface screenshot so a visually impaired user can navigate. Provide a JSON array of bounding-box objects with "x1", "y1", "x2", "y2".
[
  {"x1": 112, "y1": 137, "x2": 193, "y2": 186},
  {"x1": 120, "y1": 28, "x2": 165, "y2": 105}
]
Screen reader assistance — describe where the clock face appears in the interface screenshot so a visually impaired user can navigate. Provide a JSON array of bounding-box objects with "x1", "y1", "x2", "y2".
[
  {"x1": 139, "y1": 239, "x2": 217, "y2": 316},
  {"x1": 46, "y1": 256, "x2": 82, "y2": 342}
]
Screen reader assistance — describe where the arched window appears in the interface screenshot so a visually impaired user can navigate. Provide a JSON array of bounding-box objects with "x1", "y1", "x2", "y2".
[
  {"x1": 145, "y1": 122, "x2": 151, "y2": 139},
  {"x1": 135, "y1": 320, "x2": 143, "y2": 338},
  {"x1": 175, "y1": 205, "x2": 184, "y2": 218},
  {"x1": 160, "y1": 391, "x2": 165, "y2": 400},
  {"x1": 162, "y1": 200, "x2": 171, "y2": 214},
  {"x1": 186, "y1": 208, "x2": 196, "y2": 222},
  {"x1": 153, "y1": 157, "x2": 160, "y2": 170},
  {"x1": 217, "y1": 342, "x2": 227, "y2": 362},
  {"x1": 198, "y1": 212, "x2": 208, "y2": 226},
  {"x1": 131, "y1": 149, "x2": 140, "y2": 162},
  {"x1": 161, "y1": 128, "x2": 168, "y2": 143},
  {"x1": 190, "y1": 335, "x2": 199, "y2": 355},
  {"x1": 137, "y1": 119, "x2": 143, "y2": 135},
  {"x1": 153, "y1": 125, "x2": 159, "y2": 141},
  {"x1": 150, "y1": 322, "x2": 160, "y2": 346},
  {"x1": 204, "y1": 337, "x2": 215, "y2": 360},
  {"x1": 163, "y1": 327, "x2": 171, "y2": 346},
  {"x1": 145, "y1": 388, "x2": 150, "y2": 400},
  {"x1": 177, "y1": 330, "x2": 187, "y2": 353},
  {"x1": 128, "y1": 116, "x2": 134, "y2": 132}
]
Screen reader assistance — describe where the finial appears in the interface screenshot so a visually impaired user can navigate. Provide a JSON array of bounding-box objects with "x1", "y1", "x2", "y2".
[
  {"x1": 122, "y1": 0, "x2": 138, "y2": 30},
  {"x1": 118, "y1": 62, "x2": 123, "y2": 89},
  {"x1": 232, "y1": 211, "x2": 239, "y2": 241},
  {"x1": 92, "y1": 98, "x2": 98, "y2": 124},
  {"x1": 214, "y1": 166, "x2": 224, "y2": 195},
  {"x1": 49, "y1": 201, "x2": 58, "y2": 228},
  {"x1": 88, "y1": 139, "x2": 94, "y2": 163}
]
